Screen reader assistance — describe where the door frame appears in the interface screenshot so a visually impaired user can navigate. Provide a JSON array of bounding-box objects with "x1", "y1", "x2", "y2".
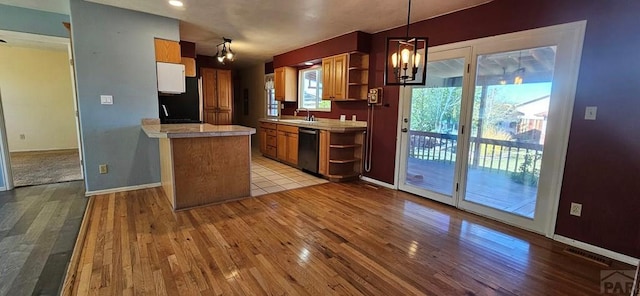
[
  {"x1": 0, "y1": 29, "x2": 85, "y2": 190},
  {"x1": 0, "y1": 90, "x2": 12, "y2": 191},
  {"x1": 394, "y1": 21, "x2": 587, "y2": 237}
]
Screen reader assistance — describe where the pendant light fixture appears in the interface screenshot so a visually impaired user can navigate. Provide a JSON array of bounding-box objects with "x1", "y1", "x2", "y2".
[
  {"x1": 513, "y1": 51, "x2": 525, "y2": 85},
  {"x1": 384, "y1": 0, "x2": 428, "y2": 86},
  {"x1": 499, "y1": 67, "x2": 507, "y2": 85},
  {"x1": 215, "y1": 37, "x2": 235, "y2": 64}
]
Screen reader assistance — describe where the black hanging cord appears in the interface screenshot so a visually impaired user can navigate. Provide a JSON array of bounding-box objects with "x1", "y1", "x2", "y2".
[{"x1": 405, "y1": 0, "x2": 412, "y2": 38}]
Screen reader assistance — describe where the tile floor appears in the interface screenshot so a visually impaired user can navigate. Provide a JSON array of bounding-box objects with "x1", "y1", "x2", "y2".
[{"x1": 251, "y1": 152, "x2": 328, "y2": 196}]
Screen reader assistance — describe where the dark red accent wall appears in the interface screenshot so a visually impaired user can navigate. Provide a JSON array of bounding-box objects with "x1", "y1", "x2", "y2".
[
  {"x1": 265, "y1": 61, "x2": 274, "y2": 74},
  {"x1": 366, "y1": 0, "x2": 640, "y2": 257},
  {"x1": 273, "y1": 31, "x2": 371, "y2": 68},
  {"x1": 179, "y1": 40, "x2": 196, "y2": 58},
  {"x1": 274, "y1": 0, "x2": 640, "y2": 257}
]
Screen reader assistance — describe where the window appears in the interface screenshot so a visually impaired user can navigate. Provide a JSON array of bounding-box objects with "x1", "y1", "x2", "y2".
[
  {"x1": 298, "y1": 68, "x2": 330, "y2": 111},
  {"x1": 265, "y1": 74, "x2": 278, "y2": 117}
]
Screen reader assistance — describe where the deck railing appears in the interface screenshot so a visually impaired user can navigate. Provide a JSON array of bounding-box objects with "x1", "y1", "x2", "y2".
[{"x1": 408, "y1": 130, "x2": 543, "y2": 176}]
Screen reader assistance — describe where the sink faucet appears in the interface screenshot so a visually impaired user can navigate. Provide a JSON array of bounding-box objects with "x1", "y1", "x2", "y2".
[{"x1": 297, "y1": 108, "x2": 311, "y2": 121}]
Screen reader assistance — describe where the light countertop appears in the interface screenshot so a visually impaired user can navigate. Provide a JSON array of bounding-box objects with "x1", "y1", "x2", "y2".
[
  {"x1": 142, "y1": 122, "x2": 256, "y2": 139},
  {"x1": 259, "y1": 117, "x2": 367, "y2": 132}
]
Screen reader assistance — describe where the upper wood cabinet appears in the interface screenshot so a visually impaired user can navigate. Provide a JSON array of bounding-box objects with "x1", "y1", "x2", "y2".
[
  {"x1": 322, "y1": 54, "x2": 347, "y2": 100},
  {"x1": 154, "y1": 38, "x2": 181, "y2": 63},
  {"x1": 181, "y1": 57, "x2": 196, "y2": 77},
  {"x1": 274, "y1": 66, "x2": 297, "y2": 102},
  {"x1": 321, "y1": 52, "x2": 369, "y2": 101},
  {"x1": 202, "y1": 68, "x2": 233, "y2": 125}
]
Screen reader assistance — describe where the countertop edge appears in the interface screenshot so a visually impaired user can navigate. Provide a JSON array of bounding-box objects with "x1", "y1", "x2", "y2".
[
  {"x1": 259, "y1": 118, "x2": 367, "y2": 132},
  {"x1": 142, "y1": 124, "x2": 256, "y2": 139}
]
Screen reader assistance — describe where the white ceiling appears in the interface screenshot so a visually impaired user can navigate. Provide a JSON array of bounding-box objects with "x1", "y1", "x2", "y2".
[{"x1": 0, "y1": 0, "x2": 493, "y2": 68}]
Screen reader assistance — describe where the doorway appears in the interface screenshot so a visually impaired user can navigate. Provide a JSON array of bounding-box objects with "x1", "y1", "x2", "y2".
[
  {"x1": 0, "y1": 30, "x2": 84, "y2": 189},
  {"x1": 397, "y1": 22, "x2": 586, "y2": 235}
]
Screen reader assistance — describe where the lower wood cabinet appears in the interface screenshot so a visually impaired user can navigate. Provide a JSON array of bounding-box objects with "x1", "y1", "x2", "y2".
[
  {"x1": 260, "y1": 121, "x2": 364, "y2": 181},
  {"x1": 276, "y1": 125, "x2": 298, "y2": 165},
  {"x1": 259, "y1": 122, "x2": 277, "y2": 159}
]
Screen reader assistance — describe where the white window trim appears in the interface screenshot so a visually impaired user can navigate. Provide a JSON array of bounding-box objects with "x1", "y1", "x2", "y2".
[
  {"x1": 298, "y1": 67, "x2": 330, "y2": 112},
  {"x1": 265, "y1": 74, "x2": 279, "y2": 117}
]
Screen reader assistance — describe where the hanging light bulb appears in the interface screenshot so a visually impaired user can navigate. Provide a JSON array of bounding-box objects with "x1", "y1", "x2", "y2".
[
  {"x1": 226, "y1": 45, "x2": 234, "y2": 60},
  {"x1": 514, "y1": 74, "x2": 523, "y2": 85},
  {"x1": 391, "y1": 53, "x2": 398, "y2": 68},
  {"x1": 401, "y1": 48, "x2": 410, "y2": 67}
]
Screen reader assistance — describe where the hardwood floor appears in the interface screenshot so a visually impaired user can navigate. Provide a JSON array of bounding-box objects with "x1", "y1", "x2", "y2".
[
  {"x1": 0, "y1": 181, "x2": 87, "y2": 296},
  {"x1": 67, "y1": 182, "x2": 631, "y2": 295}
]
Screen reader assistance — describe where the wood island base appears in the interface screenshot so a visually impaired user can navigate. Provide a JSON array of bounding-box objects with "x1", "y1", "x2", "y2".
[
  {"x1": 142, "y1": 121, "x2": 256, "y2": 211},
  {"x1": 159, "y1": 136, "x2": 251, "y2": 210}
]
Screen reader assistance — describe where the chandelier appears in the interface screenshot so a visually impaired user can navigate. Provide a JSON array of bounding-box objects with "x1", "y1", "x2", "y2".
[
  {"x1": 384, "y1": 0, "x2": 428, "y2": 86},
  {"x1": 215, "y1": 37, "x2": 235, "y2": 64}
]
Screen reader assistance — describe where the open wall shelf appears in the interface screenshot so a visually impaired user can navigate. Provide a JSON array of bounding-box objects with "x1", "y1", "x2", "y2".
[{"x1": 319, "y1": 130, "x2": 364, "y2": 181}]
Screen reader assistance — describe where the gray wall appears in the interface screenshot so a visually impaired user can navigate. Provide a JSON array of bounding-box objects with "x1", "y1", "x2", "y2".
[
  {"x1": 0, "y1": 4, "x2": 70, "y2": 38},
  {"x1": 69, "y1": 0, "x2": 179, "y2": 192}
]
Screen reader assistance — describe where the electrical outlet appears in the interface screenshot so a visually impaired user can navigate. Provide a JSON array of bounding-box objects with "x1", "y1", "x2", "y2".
[
  {"x1": 570, "y1": 202, "x2": 582, "y2": 217},
  {"x1": 99, "y1": 164, "x2": 108, "y2": 174},
  {"x1": 19, "y1": 134, "x2": 25, "y2": 140}
]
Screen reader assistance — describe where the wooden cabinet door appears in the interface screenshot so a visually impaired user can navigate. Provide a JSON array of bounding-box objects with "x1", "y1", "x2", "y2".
[
  {"x1": 319, "y1": 130, "x2": 329, "y2": 176},
  {"x1": 202, "y1": 68, "x2": 218, "y2": 109},
  {"x1": 217, "y1": 70, "x2": 232, "y2": 111},
  {"x1": 287, "y1": 133, "x2": 299, "y2": 165},
  {"x1": 259, "y1": 129, "x2": 267, "y2": 154},
  {"x1": 274, "y1": 67, "x2": 285, "y2": 101},
  {"x1": 333, "y1": 54, "x2": 348, "y2": 100},
  {"x1": 216, "y1": 110, "x2": 232, "y2": 125},
  {"x1": 181, "y1": 57, "x2": 196, "y2": 77},
  {"x1": 277, "y1": 131, "x2": 287, "y2": 161},
  {"x1": 154, "y1": 39, "x2": 181, "y2": 63},
  {"x1": 322, "y1": 58, "x2": 334, "y2": 100},
  {"x1": 203, "y1": 110, "x2": 217, "y2": 125}
]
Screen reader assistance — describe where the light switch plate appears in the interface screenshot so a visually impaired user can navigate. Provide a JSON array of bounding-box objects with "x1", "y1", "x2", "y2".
[
  {"x1": 100, "y1": 95, "x2": 113, "y2": 105},
  {"x1": 570, "y1": 202, "x2": 582, "y2": 217},
  {"x1": 585, "y1": 106, "x2": 597, "y2": 120}
]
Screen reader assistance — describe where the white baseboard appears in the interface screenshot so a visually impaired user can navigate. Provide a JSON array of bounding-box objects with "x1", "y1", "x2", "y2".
[
  {"x1": 554, "y1": 235, "x2": 639, "y2": 266},
  {"x1": 360, "y1": 176, "x2": 396, "y2": 190},
  {"x1": 85, "y1": 182, "x2": 161, "y2": 197}
]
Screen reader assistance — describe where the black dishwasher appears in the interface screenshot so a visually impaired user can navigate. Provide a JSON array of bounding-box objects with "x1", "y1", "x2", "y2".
[{"x1": 298, "y1": 128, "x2": 319, "y2": 173}]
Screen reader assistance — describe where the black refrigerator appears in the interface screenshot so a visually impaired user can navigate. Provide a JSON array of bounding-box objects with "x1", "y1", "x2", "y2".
[{"x1": 158, "y1": 77, "x2": 201, "y2": 123}]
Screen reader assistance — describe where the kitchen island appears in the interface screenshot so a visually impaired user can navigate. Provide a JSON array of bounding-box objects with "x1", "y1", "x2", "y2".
[{"x1": 142, "y1": 120, "x2": 256, "y2": 210}]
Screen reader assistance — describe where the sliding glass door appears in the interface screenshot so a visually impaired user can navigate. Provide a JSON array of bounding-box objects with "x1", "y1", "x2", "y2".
[
  {"x1": 398, "y1": 48, "x2": 471, "y2": 205},
  {"x1": 397, "y1": 22, "x2": 585, "y2": 234}
]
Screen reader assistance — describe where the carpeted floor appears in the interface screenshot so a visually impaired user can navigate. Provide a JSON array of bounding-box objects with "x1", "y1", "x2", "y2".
[{"x1": 9, "y1": 149, "x2": 83, "y2": 187}]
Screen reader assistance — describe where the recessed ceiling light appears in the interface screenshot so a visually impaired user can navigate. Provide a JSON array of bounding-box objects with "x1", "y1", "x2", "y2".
[
  {"x1": 169, "y1": 0, "x2": 183, "y2": 7},
  {"x1": 304, "y1": 62, "x2": 313, "y2": 66}
]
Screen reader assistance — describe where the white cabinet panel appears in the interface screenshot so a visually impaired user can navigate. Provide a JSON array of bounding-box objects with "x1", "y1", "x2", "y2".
[{"x1": 157, "y1": 62, "x2": 185, "y2": 94}]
